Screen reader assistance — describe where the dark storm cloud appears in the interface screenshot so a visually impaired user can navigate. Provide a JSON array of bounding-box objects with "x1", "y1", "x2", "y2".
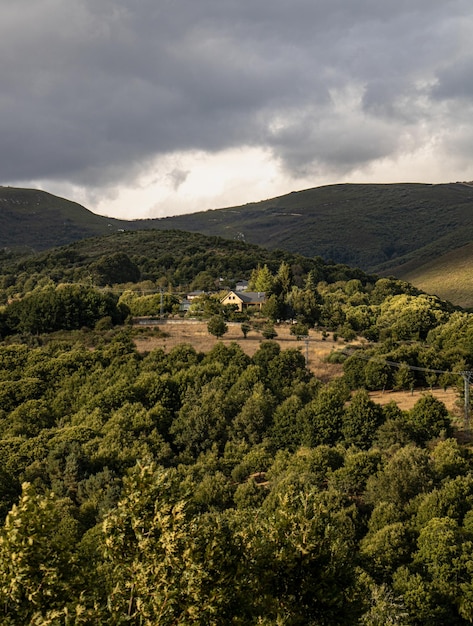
[{"x1": 1, "y1": 0, "x2": 472, "y2": 188}]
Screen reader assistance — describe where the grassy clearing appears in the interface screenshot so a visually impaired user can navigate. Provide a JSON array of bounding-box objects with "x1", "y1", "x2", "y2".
[
  {"x1": 133, "y1": 321, "x2": 464, "y2": 414},
  {"x1": 134, "y1": 321, "x2": 346, "y2": 383}
]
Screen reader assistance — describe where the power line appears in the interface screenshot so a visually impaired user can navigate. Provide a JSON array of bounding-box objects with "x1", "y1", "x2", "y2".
[
  {"x1": 342, "y1": 348, "x2": 473, "y2": 432},
  {"x1": 341, "y1": 348, "x2": 449, "y2": 375}
]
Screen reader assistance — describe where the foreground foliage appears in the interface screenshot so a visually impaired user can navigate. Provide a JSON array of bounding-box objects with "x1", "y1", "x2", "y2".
[
  {"x1": 1, "y1": 237, "x2": 473, "y2": 623},
  {"x1": 0, "y1": 327, "x2": 472, "y2": 624}
]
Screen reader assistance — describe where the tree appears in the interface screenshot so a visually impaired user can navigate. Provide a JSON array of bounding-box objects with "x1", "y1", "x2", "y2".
[
  {"x1": 287, "y1": 287, "x2": 320, "y2": 325},
  {"x1": 91, "y1": 252, "x2": 140, "y2": 286},
  {"x1": 393, "y1": 362, "x2": 415, "y2": 391},
  {"x1": 207, "y1": 315, "x2": 228, "y2": 339},
  {"x1": 261, "y1": 293, "x2": 285, "y2": 322},
  {"x1": 365, "y1": 446, "x2": 434, "y2": 508},
  {"x1": 270, "y1": 395, "x2": 304, "y2": 450},
  {"x1": 170, "y1": 386, "x2": 229, "y2": 457},
  {"x1": 274, "y1": 261, "x2": 292, "y2": 295},
  {"x1": 300, "y1": 381, "x2": 348, "y2": 447},
  {"x1": 290, "y1": 322, "x2": 309, "y2": 340},
  {"x1": 376, "y1": 293, "x2": 448, "y2": 341},
  {"x1": 231, "y1": 383, "x2": 276, "y2": 445},
  {"x1": 342, "y1": 389, "x2": 384, "y2": 449},
  {"x1": 407, "y1": 394, "x2": 452, "y2": 444},
  {"x1": 0, "y1": 483, "x2": 82, "y2": 623},
  {"x1": 103, "y1": 463, "x2": 251, "y2": 624},
  {"x1": 249, "y1": 264, "x2": 274, "y2": 293},
  {"x1": 240, "y1": 321, "x2": 251, "y2": 338},
  {"x1": 261, "y1": 323, "x2": 278, "y2": 340}
]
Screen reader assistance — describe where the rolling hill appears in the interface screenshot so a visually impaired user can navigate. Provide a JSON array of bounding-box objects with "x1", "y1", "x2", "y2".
[
  {"x1": 395, "y1": 242, "x2": 473, "y2": 309},
  {"x1": 151, "y1": 182, "x2": 473, "y2": 275},
  {"x1": 0, "y1": 186, "x2": 134, "y2": 251},
  {"x1": 3, "y1": 182, "x2": 473, "y2": 299}
]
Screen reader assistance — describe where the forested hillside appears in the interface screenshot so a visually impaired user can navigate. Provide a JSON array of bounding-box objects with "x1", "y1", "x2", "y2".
[
  {"x1": 3, "y1": 232, "x2": 473, "y2": 623},
  {"x1": 151, "y1": 182, "x2": 473, "y2": 273},
  {"x1": 4, "y1": 182, "x2": 473, "y2": 278},
  {"x1": 0, "y1": 229, "x2": 369, "y2": 297}
]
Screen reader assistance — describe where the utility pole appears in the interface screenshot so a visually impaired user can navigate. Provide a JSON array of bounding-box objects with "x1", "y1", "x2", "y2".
[
  {"x1": 460, "y1": 371, "x2": 473, "y2": 434},
  {"x1": 160, "y1": 288, "x2": 164, "y2": 319},
  {"x1": 304, "y1": 338, "x2": 309, "y2": 366}
]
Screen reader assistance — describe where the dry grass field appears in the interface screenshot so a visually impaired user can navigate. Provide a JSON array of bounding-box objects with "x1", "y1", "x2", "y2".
[
  {"x1": 133, "y1": 320, "x2": 345, "y2": 382},
  {"x1": 133, "y1": 320, "x2": 463, "y2": 416}
]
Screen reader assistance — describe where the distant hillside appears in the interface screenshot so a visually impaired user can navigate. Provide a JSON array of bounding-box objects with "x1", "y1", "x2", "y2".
[
  {"x1": 396, "y1": 242, "x2": 473, "y2": 309},
  {"x1": 150, "y1": 182, "x2": 473, "y2": 274},
  {"x1": 4, "y1": 183, "x2": 473, "y2": 281},
  {"x1": 0, "y1": 187, "x2": 136, "y2": 251}
]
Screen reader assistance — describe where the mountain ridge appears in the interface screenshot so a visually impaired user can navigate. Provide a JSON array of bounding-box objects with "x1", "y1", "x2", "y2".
[{"x1": 3, "y1": 181, "x2": 473, "y2": 280}]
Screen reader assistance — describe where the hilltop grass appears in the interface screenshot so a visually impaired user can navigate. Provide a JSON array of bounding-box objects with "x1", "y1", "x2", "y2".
[{"x1": 397, "y1": 242, "x2": 473, "y2": 308}]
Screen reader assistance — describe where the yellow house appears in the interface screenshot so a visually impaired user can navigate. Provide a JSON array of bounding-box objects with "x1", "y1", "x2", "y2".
[{"x1": 221, "y1": 290, "x2": 266, "y2": 312}]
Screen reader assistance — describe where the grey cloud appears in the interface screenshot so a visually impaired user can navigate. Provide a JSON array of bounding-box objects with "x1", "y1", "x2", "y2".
[
  {"x1": 432, "y1": 55, "x2": 473, "y2": 101},
  {"x1": 167, "y1": 168, "x2": 190, "y2": 190},
  {"x1": 1, "y1": 0, "x2": 473, "y2": 190}
]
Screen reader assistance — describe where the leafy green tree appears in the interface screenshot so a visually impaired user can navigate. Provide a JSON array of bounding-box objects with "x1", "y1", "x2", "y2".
[
  {"x1": 329, "y1": 448, "x2": 381, "y2": 498},
  {"x1": 6, "y1": 399, "x2": 53, "y2": 437},
  {"x1": 290, "y1": 321, "x2": 309, "y2": 339},
  {"x1": 274, "y1": 260, "x2": 292, "y2": 295},
  {"x1": 249, "y1": 263, "x2": 274, "y2": 293},
  {"x1": 287, "y1": 286, "x2": 321, "y2": 325},
  {"x1": 365, "y1": 445, "x2": 434, "y2": 508},
  {"x1": 0, "y1": 483, "x2": 81, "y2": 623},
  {"x1": 230, "y1": 382, "x2": 275, "y2": 445},
  {"x1": 91, "y1": 252, "x2": 140, "y2": 286},
  {"x1": 270, "y1": 395, "x2": 305, "y2": 450},
  {"x1": 103, "y1": 463, "x2": 250, "y2": 624},
  {"x1": 207, "y1": 315, "x2": 228, "y2": 339},
  {"x1": 300, "y1": 381, "x2": 349, "y2": 447},
  {"x1": 376, "y1": 293, "x2": 448, "y2": 341},
  {"x1": 407, "y1": 394, "x2": 452, "y2": 444},
  {"x1": 393, "y1": 517, "x2": 468, "y2": 624},
  {"x1": 267, "y1": 348, "x2": 311, "y2": 399},
  {"x1": 342, "y1": 353, "x2": 367, "y2": 389},
  {"x1": 393, "y1": 362, "x2": 415, "y2": 391},
  {"x1": 430, "y1": 438, "x2": 470, "y2": 480},
  {"x1": 360, "y1": 522, "x2": 413, "y2": 579},
  {"x1": 261, "y1": 293, "x2": 285, "y2": 322},
  {"x1": 240, "y1": 321, "x2": 251, "y2": 338},
  {"x1": 261, "y1": 323, "x2": 278, "y2": 340},
  {"x1": 342, "y1": 389, "x2": 384, "y2": 449},
  {"x1": 170, "y1": 386, "x2": 229, "y2": 457},
  {"x1": 3, "y1": 284, "x2": 126, "y2": 335},
  {"x1": 359, "y1": 581, "x2": 409, "y2": 626},
  {"x1": 190, "y1": 270, "x2": 217, "y2": 291},
  {"x1": 364, "y1": 359, "x2": 390, "y2": 391},
  {"x1": 254, "y1": 487, "x2": 362, "y2": 624}
]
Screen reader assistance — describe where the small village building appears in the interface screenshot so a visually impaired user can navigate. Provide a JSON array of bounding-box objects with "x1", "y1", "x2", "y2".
[
  {"x1": 179, "y1": 299, "x2": 191, "y2": 312},
  {"x1": 221, "y1": 290, "x2": 266, "y2": 312},
  {"x1": 235, "y1": 280, "x2": 249, "y2": 292},
  {"x1": 186, "y1": 290, "x2": 206, "y2": 300}
]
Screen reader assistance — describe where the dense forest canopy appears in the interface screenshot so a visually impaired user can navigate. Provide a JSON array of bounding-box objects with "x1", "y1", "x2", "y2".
[{"x1": 2, "y1": 229, "x2": 473, "y2": 623}]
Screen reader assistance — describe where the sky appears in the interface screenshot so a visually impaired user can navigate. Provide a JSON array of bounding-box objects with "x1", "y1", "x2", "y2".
[{"x1": 2, "y1": 0, "x2": 473, "y2": 220}]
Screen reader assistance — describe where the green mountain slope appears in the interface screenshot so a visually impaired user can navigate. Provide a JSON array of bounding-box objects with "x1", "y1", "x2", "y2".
[
  {"x1": 396, "y1": 242, "x2": 473, "y2": 308},
  {"x1": 3, "y1": 182, "x2": 473, "y2": 280},
  {"x1": 0, "y1": 186, "x2": 132, "y2": 251},
  {"x1": 151, "y1": 182, "x2": 473, "y2": 273}
]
